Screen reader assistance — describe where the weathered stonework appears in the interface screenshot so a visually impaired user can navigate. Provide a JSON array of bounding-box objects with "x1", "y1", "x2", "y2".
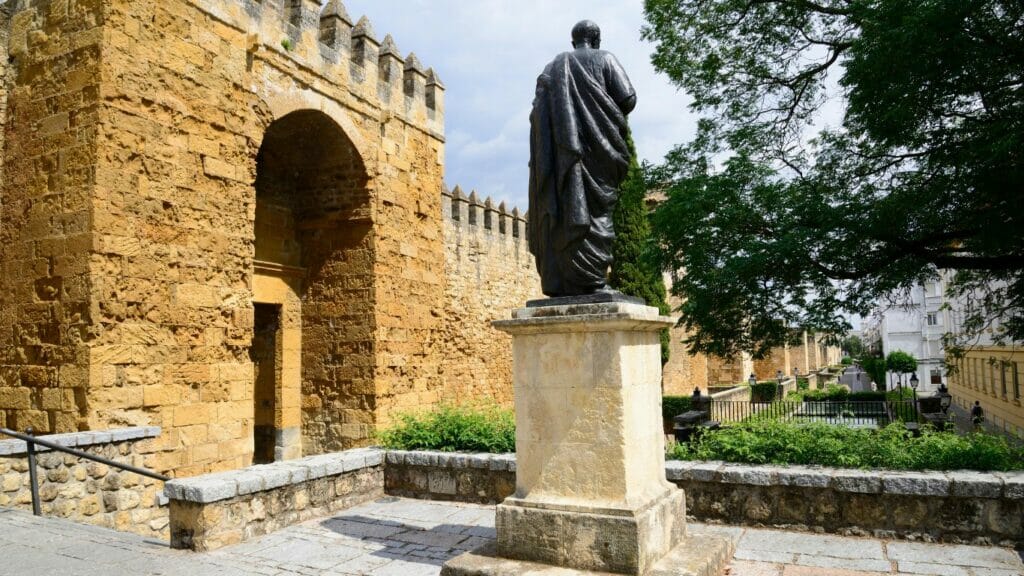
[
  {"x1": 165, "y1": 447, "x2": 384, "y2": 550},
  {"x1": 0, "y1": 427, "x2": 168, "y2": 537},
  {"x1": 0, "y1": 0, "x2": 447, "y2": 477},
  {"x1": 439, "y1": 187, "x2": 540, "y2": 407},
  {"x1": 384, "y1": 451, "x2": 1024, "y2": 548}
]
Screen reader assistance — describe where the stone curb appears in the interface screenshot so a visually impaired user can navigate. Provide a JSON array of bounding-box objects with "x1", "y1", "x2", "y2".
[
  {"x1": 0, "y1": 426, "x2": 161, "y2": 456},
  {"x1": 386, "y1": 450, "x2": 517, "y2": 472},
  {"x1": 387, "y1": 451, "x2": 1020, "y2": 500},
  {"x1": 165, "y1": 447, "x2": 385, "y2": 504}
]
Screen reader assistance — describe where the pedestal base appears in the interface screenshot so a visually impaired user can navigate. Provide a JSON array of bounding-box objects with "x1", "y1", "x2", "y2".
[
  {"x1": 496, "y1": 489, "x2": 686, "y2": 575},
  {"x1": 442, "y1": 531, "x2": 735, "y2": 576}
]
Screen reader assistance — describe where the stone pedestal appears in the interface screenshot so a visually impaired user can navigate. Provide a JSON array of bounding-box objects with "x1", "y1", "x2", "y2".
[{"x1": 443, "y1": 301, "x2": 734, "y2": 576}]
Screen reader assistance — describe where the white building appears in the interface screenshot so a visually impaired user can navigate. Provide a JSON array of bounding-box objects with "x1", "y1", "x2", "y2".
[{"x1": 864, "y1": 276, "x2": 951, "y2": 394}]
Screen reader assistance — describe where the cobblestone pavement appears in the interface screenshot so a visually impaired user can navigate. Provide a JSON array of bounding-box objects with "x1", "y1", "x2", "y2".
[{"x1": 1, "y1": 498, "x2": 1022, "y2": 575}]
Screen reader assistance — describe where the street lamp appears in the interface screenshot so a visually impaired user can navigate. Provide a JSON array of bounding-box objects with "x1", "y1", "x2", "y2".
[
  {"x1": 776, "y1": 370, "x2": 785, "y2": 401},
  {"x1": 937, "y1": 383, "x2": 952, "y2": 414},
  {"x1": 748, "y1": 373, "x2": 757, "y2": 387},
  {"x1": 909, "y1": 373, "x2": 919, "y2": 420}
]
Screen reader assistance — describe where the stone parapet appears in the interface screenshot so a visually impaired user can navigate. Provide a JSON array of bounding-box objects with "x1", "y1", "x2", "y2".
[
  {"x1": 383, "y1": 450, "x2": 1024, "y2": 547},
  {"x1": 166, "y1": 448, "x2": 384, "y2": 550},
  {"x1": 0, "y1": 427, "x2": 167, "y2": 538},
  {"x1": 385, "y1": 450, "x2": 515, "y2": 503}
]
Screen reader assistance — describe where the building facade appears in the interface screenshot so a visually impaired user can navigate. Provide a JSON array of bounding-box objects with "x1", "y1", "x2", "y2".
[{"x1": 865, "y1": 278, "x2": 951, "y2": 394}]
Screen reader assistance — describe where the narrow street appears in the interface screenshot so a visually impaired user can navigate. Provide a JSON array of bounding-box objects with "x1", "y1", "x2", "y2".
[{"x1": 838, "y1": 365, "x2": 873, "y2": 392}]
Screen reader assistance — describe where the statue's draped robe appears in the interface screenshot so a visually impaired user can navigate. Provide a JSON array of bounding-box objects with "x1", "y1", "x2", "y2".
[{"x1": 528, "y1": 48, "x2": 636, "y2": 297}]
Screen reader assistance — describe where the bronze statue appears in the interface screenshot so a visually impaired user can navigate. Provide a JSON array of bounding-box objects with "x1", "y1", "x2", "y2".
[{"x1": 528, "y1": 20, "x2": 636, "y2": 297}]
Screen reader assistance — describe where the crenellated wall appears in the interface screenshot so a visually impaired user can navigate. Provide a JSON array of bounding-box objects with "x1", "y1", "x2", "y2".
[{"x1": 439, "y1": 186, "x2": 541, "y2": 406}]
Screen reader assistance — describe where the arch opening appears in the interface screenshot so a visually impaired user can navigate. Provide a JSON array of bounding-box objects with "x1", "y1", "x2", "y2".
[{"x1": 252, "y1": 109, "x2": 374, "y2": 462}]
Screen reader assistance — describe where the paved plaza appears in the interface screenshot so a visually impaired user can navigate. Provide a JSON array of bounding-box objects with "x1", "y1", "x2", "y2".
[{"x1": 0, "y1": 498, "x2": 1021, "y2": 576}]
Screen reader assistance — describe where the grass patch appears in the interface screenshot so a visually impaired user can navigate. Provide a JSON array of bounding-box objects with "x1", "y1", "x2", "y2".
[
  {"x1": 376, "y1": 403, "x2": 515, "y2": 453},
  {"x1": 668, "y1": 420, "x2": 1024, "y2": 471}
]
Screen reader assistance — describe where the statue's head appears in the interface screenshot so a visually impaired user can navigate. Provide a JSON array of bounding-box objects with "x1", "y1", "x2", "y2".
[{"x1": 571, "y1": 20, "x2": 601, "y2": 49}]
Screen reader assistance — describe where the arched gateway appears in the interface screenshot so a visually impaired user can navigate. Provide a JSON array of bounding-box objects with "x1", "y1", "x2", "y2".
[{"x1": 0, "y1": 0, "x2": 447, "y2": 476}]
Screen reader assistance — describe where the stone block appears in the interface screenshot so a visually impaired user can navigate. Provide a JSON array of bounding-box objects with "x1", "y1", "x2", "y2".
[
  {"x1": 832, "y1": 469, "x2": 882, "y2": 494},
  {"x1": 687, "y1": 462, "x2": 723, "y2": 483},
  {"x1": 496, "y1": 489, "x2": 686, "y2": 575},
  {"x1": 776, "y1": 466, "x2": 831, "y2": 488},
  {"x1": 882, "y1": 472, "x2": 950, "y2": 497},
  {"x1": 998, "y1": 471, "x2": 1024, "y2": 499},
  {"x1": 719, "y1": 464, "x2": 775, "y2": 486},
  {"x1": 947, "y1": 471, "x2": 1003, "y2": 499}
]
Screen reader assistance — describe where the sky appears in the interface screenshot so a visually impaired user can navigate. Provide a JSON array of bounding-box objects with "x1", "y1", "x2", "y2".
[{"x1": 343, "y1": 0, "x2": 696, "y2": 213}]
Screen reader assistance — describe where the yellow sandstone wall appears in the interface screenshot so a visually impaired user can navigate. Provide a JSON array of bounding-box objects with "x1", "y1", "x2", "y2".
[
  {"x1": 0, "y1": 0, "x2": 447, "y2": 477},
  {"x1": 439, "y1": 187, "x2": 540, "y2": 406},
  {"x1": 949, "y1": 347, "x2": 1024, "y2": 440}
]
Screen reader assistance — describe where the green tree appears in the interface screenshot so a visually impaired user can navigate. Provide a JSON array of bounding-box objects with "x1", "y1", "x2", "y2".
[
  {"x1": 642, "y1": 0, "x2": 1024, "y2": 359},
  {"x1": 841, "y1": 335, "x2": 865, "y2": 359},
  {"x1": 611, "y1": 133, "x2": 671, "y2": 364},
  {"x1": 885, "y1": 350, "x2": 918, "y2": 376}
]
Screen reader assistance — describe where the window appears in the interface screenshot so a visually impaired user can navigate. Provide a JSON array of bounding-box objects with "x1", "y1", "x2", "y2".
[
  {"x1": 930, "y1": 369, "x2": 942, "y2": 385},
  {"x1": 1013, "y1": 362, "x2": 1020, "y2": 400},
  {"x1": 926, "y1": 312, "x2": 938, "y2": 326},
  {"x1": 1001, "y1": 362, "x2": 1008, "y2": 397}
]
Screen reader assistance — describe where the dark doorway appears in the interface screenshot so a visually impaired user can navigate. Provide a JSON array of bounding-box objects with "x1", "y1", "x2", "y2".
[{"x1": 252, "y1": 303, "x2": 281, "y2": 464}]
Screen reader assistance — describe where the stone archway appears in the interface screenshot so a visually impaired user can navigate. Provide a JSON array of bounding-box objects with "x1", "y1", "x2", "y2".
[{"x1": 252, "y1": 109, "x2": 374, "y2": 461}]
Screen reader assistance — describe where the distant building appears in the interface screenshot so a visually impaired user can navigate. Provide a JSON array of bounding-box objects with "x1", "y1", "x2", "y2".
[
  {"x1": 864, "y1": 277, "x2": 951, "y2": 394},
  {"x1": 865, "y1": 274, "x2": 1024, "y2": 439}
]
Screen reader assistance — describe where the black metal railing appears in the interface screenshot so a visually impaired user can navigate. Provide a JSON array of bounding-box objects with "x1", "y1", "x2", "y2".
[
  {"x1": 0, "y1": 427, "x2": 168, "y2": 516},
  {"x1": 707, "y1": 399, "x2": 919, "y2": 427}
]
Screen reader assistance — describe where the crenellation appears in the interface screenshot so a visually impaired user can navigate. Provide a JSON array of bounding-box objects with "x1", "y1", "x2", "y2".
[
  {"x1": 498, "y1": 202, "x2": 508, "y2": 235},
  {"x1": 349, "y1": 15, "x2": 379, "y2": 84},
  {"x1": 467, "y1": 190, "x2": 481, "y2": 227},
  {"x1": 425, "y1": 67, "x2": 444, "y2": 112},
  {"x1": 483, "y1": 197, "x2": 494, "y2": 230},
  {"x1": 318, "y1": 0, "x2": 353, "y2": 53},
  {"x1": 377, "y1": 34, "x2": 403, "y2": 105},
  {"x1": 511, "y1": 207, "x2": 521, "y2": 238},
  {"x1": 450, "y1": 185, "x2": 466, "y2": 223}
]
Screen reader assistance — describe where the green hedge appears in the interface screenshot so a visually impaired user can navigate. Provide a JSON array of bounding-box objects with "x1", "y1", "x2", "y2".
[
  {"x1": 750, "y1": 381, "x2": 780, "y2": 402},
  {"x1": 668, "y1": 420, "x2": 1024, "y2": 471},
  {"x1": 662, "y1": 396, "x2": 694, "y2": 420},
  {"x1": 376, "y1": 403, "x2": 515, "y2": 453}
]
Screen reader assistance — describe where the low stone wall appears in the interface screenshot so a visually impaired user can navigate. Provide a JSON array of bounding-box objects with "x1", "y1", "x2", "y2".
[
  {"x1": 711, "y1": 384, "x2": 751, "y2": 403},
  {"x1": 165, "y1": 448, "x2": 384, "y2": 551},
  {"x1": 0, "y1": 427, "x2": 167, "y2": 537},
  {"x1": 668, "y1": 461, "x2": 1024, "y2": 547},
  {"x1": 385, "y1": 450, "x2": 515, "y2": 503},
  {"x1": 382, "y1": 451, "x2": 1024, "y2": 547}
]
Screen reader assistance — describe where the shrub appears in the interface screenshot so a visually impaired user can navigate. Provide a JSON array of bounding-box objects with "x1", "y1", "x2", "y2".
[
  {"x1": 667, "y1": 420, "x2": 1024, "y2": 471},
  {"x1": 801, "y1": 384, "x2": 851, "y2": 402},
  {"x1": 848, "y1": 390, "x2": 886, "y2": 402},
  {"x1": 861, "y1": 356, "x2": 887, "y2": 389},
  {"x1": 376, "y1": 403, "x2": 515, "y2": 453},
  {"x1": 797, "y1": 378, "x2": 810, "y2": 391},
  {"x1": 662, "y1": 396, "x2": 693, "y2": 420},
  {"x1": 841, "y1": 356, "x2": 853, "y2": 365},
  {"x1": 750, "y1": 381, "x2": 780, "y2": 402}
]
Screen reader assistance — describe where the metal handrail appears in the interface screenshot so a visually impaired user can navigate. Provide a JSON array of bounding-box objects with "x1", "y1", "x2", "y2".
[{"x1": 0, "y1": 427, "x2": 169, "y2": 516}]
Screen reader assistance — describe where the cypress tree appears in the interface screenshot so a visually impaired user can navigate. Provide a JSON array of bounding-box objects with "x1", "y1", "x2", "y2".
[{"x1": 611, "y1": 133, "x2": 671, "y2": 364}]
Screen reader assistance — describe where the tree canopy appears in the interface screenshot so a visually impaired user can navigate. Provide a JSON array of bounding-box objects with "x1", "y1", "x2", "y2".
[
  {"x1": 610, "y1": 133, "x2": 671, "y2": 364},
  {"x1": 642, "y1": 0, "x2": 1024, "y2": 358}
]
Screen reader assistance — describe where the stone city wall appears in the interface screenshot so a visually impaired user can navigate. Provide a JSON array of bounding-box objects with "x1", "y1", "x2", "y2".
[
  {"x1": 165, "y1": 447, "x2": 383, "y2": 551},
  {"x1": 379, "y1": 451, "x2": 1024, "y2": 547},
  {"x1": 439, "y1": 187, "x2": 540, "y2": 406},
  {"x1": 0, "y1": 427, "x2": 168, "y2": 538},
  {"x1": 0, "y1": 0, "x2": 447, "y2": 475}
]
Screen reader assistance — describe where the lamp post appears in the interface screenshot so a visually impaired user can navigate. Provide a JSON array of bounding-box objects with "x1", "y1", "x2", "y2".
[
  {"x1": 937, "y1": 383, "x2": 952, "y2": 413},
  {"x1": 776, "y1": 370, "x2": 785, "y2": 402},
  {"x1": 909, "y1": 372, "x2": 919, "y2": 421}
]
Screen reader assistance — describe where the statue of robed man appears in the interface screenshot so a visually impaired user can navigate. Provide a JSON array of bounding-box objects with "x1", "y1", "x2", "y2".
[{"x1": 528, "y1": 20, "x2": 636, "y2": 297}]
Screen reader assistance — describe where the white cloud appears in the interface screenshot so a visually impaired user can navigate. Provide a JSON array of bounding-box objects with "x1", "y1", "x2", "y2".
[{"x1": 343, "y1": 0, "x2": 697, "y2": 209}]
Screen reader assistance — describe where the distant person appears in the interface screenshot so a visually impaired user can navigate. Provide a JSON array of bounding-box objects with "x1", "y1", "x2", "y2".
[{"x1": 971, "y1": 401, "x2": 985, "y2": 428}]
